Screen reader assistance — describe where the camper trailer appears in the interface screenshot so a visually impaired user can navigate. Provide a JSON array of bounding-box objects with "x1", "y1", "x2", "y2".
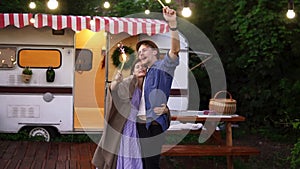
[{"x1": 0, "y1": 13, "x2": 189, "y2": 141}]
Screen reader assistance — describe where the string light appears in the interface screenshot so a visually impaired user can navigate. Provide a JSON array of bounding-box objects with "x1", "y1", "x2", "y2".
[
  {"x1": 103, "y1": 1, "x2": 110, "y2": 9},
  {"x1": 181, "y1": 0, "x2": 192, "y2": 18},
  {"x1": 47, "y1": 0, "x2": 58, "y2": 10},
  {"x1": 29, "y1": 2, "x2": 36, "y2": 9},
  {"x1": 286, "y1": 0, "x2": 296, "y2": 19},
  {"x1": 145, "y1": 1, "x2": 150, "y2": 15},
  {"x1": 27, "y1": 0, "x2": 195, "y2": 18},
  {"x1": 145, "y1": 9, "x2": 150, "y2": 15},
  {"x1": 90, "y1": 16, "x2": 95, "y2": 26},
  {"x1": 30, "y1": 14, "x2": 36, "y2": 24}
]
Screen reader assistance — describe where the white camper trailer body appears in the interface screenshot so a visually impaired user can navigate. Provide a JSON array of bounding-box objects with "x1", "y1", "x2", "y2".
[{"x1": 0, "y1": 13, "x2": 189, "y2": 141}]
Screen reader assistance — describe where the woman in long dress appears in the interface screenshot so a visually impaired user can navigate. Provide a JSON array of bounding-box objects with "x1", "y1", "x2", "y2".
[
  {"x1": 115, "y1": 59, "x2": 146, "y2": 169},
  {"x1": 92, "y1": 59, "x2": 170, "y2": 169}
]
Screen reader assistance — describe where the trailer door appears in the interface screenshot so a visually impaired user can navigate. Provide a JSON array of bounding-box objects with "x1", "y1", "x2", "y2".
[{"x1": 73, "y1": 30, "x2": 106, "y2": 132}]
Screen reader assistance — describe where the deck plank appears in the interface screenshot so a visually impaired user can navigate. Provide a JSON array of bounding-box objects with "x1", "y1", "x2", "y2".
[
  {"x1": 0, "y1": 141, "x2": 10, "y2": 159},
  {"x1": 79, "y1": 143, "x2": 91, "y2": 160},
  {"x1": 35, "y1": 142, "x2": 50, "y2": 160},
  {"x1": 69, "y1": 159, "x2": 78, "y2": 169},
  {"x1": 24, "y1": 142, "x2": 38, "y2": 161},
  {"x1": 55, "y1": 160, "x2": 66, "y2": 169},
  {"x1": 44, "y1": 159, "x2": 56, "y2": 169},
  {"x1": 14, "y1": 142, "x2": 28, "y2": 160},
  {"x1": 58, "y1": 142, "x2": 70, "y2": 161},
  {"x1": 48, "y1": 143, "x2": 58, "y2": 160},
  {"x1": 31, "y1": 160, "x2": 45, "y2": 169},
  {"x1": 0, "y1": 159, "x2": 9, "y2": 169},
  {"x1": 1, "y1": 141, "x2": 18, "y2": 160},
  {"x1": 4, "y1": 160, "x2": 21, "y2": 169},
  {"x1": 79, "y1": 160, "x2": 94, "y2": 169},
  {"x1": 18, "y1": 159, "x2": 34, "y2": 169},
  {"x1": 70, "y1": 144, "x2": 80, "y2": 160}
]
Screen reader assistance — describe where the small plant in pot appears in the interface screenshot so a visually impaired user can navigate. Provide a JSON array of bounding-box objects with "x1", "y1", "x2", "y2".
[{"x1": 22, "y1": 66, "x2": 33, "y2": 83}]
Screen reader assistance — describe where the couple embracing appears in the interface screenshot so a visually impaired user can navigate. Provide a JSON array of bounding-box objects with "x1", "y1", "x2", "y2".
[{"x1": 93, "y1": 6, "x2": 180, "y2": 169}]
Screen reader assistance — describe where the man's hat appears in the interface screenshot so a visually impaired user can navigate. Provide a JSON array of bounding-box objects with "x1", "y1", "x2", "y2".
[{"x1": 136, "y1": 40, "x2": 159, "y2": 53}]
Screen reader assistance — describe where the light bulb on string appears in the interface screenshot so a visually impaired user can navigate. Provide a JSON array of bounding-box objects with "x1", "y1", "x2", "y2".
[
  {"x1": 90, "y1": 16, "x2": 95, "y2": 26},
  {"x1": 145, "y1": 9, "x2": 150, "y2": 15},
  {"x1": 181, "y1": 0, "x2": 192, "y2": 18},
  {"x1": 30, "y1": 18, "x2": 35, "y2": 24},
  {"x1": 145, "y1": 1, "x2": 150, "y2": 15},
  {"x1": 47, "y1": 0, "x2": 58, "y2": 10},
  {"x1": 29, "y1": 2, "x2": 36, "y2": 9},
  {"x1": 287, "y1": 10, "x2": 296, "y2": 19},
  {"x1": 30, "y1": 14, "x2": 36, "y2": 24},
  {"x1": 103, "y1": 1, "x2": 110, "y2": 9},
  {"x1": 286, "y1": 0, "x2": 296, "y2": 19}
]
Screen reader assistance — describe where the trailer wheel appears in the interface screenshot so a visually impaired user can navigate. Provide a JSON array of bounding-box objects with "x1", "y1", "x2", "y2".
[{"x1": 28, "y1": 127, "x2": 54, "y2": 142}]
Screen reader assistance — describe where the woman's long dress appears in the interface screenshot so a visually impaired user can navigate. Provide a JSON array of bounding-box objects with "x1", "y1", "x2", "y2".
[{"x1": 116, "y1": 88, "x2": 143, "y2": 169}]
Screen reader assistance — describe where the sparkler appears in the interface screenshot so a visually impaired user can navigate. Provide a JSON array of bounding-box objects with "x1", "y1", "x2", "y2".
[
  {"x1": 117, "y1": 43, "x2": 127, "y2": 72},
  {"x1": 157, "y1": 0, "x2": 165, "y2": 7},
  {"x1": 190, "y1": 55, "x2": 213, "y2": 71}
]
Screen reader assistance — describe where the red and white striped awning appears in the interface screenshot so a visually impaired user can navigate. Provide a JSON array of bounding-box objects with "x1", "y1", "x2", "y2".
[{"x1": 0, "y1": 13, "x2": 170, "y2": 36}]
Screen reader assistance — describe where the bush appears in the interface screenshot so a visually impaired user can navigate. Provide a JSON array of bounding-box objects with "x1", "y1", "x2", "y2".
[{"x1": 290, "y1": 138, "x2": 300, "y2": 169}]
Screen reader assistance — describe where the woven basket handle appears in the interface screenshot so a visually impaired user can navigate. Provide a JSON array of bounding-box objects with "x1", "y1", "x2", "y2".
[{"x1": 213, "y1": 90, "x2": 233, "y2": 100}]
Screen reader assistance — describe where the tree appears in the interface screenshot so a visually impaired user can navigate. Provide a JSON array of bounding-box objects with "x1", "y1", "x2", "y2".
[{"x1": 191, "y1": 0, "x2": 300, "y2": 137}]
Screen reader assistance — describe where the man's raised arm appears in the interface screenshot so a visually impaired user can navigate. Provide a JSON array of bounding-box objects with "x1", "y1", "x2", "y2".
[{"x1": 163, "y1": 6, "x2": 180, "y2": 60}]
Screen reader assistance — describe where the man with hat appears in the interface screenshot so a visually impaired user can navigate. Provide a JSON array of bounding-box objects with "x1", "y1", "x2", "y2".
[{"x1": 136, "y1": 6, "x2": 180, "y2": 169}]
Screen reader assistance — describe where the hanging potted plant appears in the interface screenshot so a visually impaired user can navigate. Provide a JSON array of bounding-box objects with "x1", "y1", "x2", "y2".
[
  {"x1": 46, "y1": 66, "x2": 55, "y2": 82},
  {"x1": 22, "y1": 66, "x2": 32, "y2": 83}
]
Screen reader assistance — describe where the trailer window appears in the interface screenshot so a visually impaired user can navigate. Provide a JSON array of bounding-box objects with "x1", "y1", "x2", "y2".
[
  {"x1": 18, "y1": 49, "x2": 61, "y2": 68},
  {"x1": 0, "y1": 47, "x2": 17, "y2": 69},
  {"x1": 75, "y1": 49, "x2": 92, "y2": 71}
]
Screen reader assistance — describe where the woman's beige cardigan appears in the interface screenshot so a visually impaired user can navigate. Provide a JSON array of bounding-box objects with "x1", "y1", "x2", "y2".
[{"x1": 92, "y1": 75, "x2": 135, "y2": 169}]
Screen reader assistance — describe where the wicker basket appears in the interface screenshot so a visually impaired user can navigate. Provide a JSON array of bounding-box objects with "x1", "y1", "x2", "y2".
[{"x1": 209, "y1": 90, "x2": 236, "y2": 115}]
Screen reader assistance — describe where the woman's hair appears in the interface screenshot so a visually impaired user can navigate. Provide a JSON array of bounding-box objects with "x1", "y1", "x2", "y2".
[
  {"x1": 129, "y1": 58, "x2": 142, "y2": 94},
  {"x1": 130, "y1": 58, "x2": 142, "y2": 75}
]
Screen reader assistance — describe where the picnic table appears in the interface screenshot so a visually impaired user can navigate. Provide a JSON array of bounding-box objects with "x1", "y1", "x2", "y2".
[{"x1": 162, "y1": 111, "x2": 260, "y2": 169}]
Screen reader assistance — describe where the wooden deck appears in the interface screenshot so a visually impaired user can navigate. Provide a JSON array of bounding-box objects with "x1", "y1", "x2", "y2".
[{"x1": 0, "y1": 141, "x2": 97, "y2": 169}]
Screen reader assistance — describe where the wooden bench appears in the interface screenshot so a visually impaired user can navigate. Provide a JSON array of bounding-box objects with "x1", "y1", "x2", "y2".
[{"x1": 161, "y1": 145, "x2": 260, "y2": 157}]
